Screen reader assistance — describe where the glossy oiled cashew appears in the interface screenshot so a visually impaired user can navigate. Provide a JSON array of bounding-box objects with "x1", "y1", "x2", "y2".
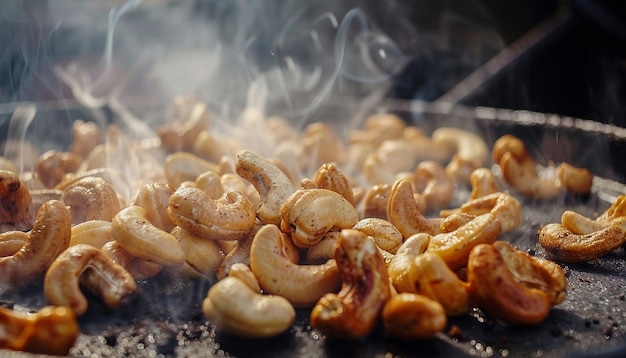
[
  {"x1": 0, "y1": 200, "x2": 71, "y2": 286},
  {"x1": 382, "y1": 293, "x2": 447, "y2": 340},
  {"x1": 235, "y1": 150, "x2": 295, "y2": 225},
  {"x1": 249, "y1": 224, "x2": 340, "y2": 307},
  {"x1": 215, "y1": 234, "x2": 254, "y2": 280},
  {"x1": 133, "y1": 182, "x2": 176, "y2": 232},
  {"x1": 112, "y1": 206, "x2": 186, "y2": 266},
  {"x1": 0, "y1": 231, "x2": 27, "y2": 257},
  {"x1": 35, "y1": 150, "x2": 82, "y2": 188},
  {"x1": 538, "y1": 223, "x2": 626, "y2": 263},
  {"x1": 427, "y1": 213, "x2": 501, "y2": 271},
  {"x1": 493, "y1": 241, "x2": 567, "y2": 305},
  {"x1": 468, "y1": 244, "x2": 551, "y2": 325},
  {"x1": 69, "y1": 119, "x2": 102, "y2": 159},
  {"x1": 353, "y1": 218, "x2": 403, "y2": 253},
  {"x1": 61, "y1": 176, "x2": 121, "y2": 224},
  {"x1": 163, "y1": 151, "x2": 219, "y2": 188},
  {"x1": 556, "y1": 162, "x2": 593, "y2": 194},
  {"x1": 412, "y1": 161, "x2": 454, "y2": 210},
  {"x1": 0, "y1": 306, "x2": 78, "y2": 356},
  {"x1": 168, "y1": 187, "x2": 256, "y2": 241},
  {"x1": 171, "y1": 226, "x2": 225, "y2": 278},
  {"x1": 0, "y1": 170, "x2": 33, "y2": 232},
  {"x1": 280, "y1": 188, "x2": 359, "y2": 248},
  {"x1": 469, "y1": 167, "x2": 499, "y2": 199},
  {"x1": 202, "y1": 276, "x2": 296, "y2": 338},
  {"x1": 432, "y1": 127, "x2": 488, "y2": 183},
  {"x1": 314, "y1": 162, "x2": 355, "y2": 205},
  {"x1": 440, "y1": 191, "x2": 522, "y2": 232},
  {"x1": 44, "y1": 244, "x2": 137, "y2": 316},
  {"x1": 387, "y1": 179, "x2": 442, "y2": 237},
  {"x1": 305, "y1": 231, "x2": 342, "y2": 264},
  {"x1": 227, "y1": 262, "x2": 261, "y2": 292},
  {"x1": 363, "y1": 183, "x2": 392, "y2": 219},
  {"x1": 158, "y1": 95, "x2": 208, "y2": 152},
  {"x1": 387, "y1": 233, "x2": 431, "y2": 293},
  {"x1": 101, "y1": 241, "x2": 163, "y2": 280},
  {"x1": 70, "y1": 220, "x2": 113, "y2": 248},
  {"x1": 309, "y1": 229, "x2": 390, "y2": 339},
  {"x1": 194, "y1": 170, "x2": 224, "y2": 198},
  {"x1": 561, "y1": 195, "x2": 626, "y2": 235}
]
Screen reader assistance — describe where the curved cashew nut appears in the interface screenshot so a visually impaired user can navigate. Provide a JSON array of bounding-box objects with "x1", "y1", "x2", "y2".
[
  {"x1": 168, "y1": 187, "x2": 256, "y2": 241},
  {"x1": 0, "y1": 305, "x2": 79, "y2": 356},
  {"x1": 427, "y1": 213, "x2": 501, "y2": 271},
  {"x1": 352, "y1": 218, "x2": 403, "y2": 253},
  {"x1": 440, "y1": 192, "x2": 522, "y2": 232},
  {"x1": 280, "y1": 188, "x2": 359, "y2": 248},
  {"x1": 0, "y1": 170, "x2": 33, "y2": 232},
  {"x1": 112, "y1": 206, "x2": 186, "y2": 266},
  {"x1": 562, "y1": 195, "x2": 626, "y2": 235},
  {"x1": 70, "y1": 220, "x2": 113, "y2": 248},
  {"x1": 249, "y1": 224, "x2": 340, "y2": 307},
  {"x1": 309, "y1": 229, "x2": 391, "y2": 339},
  {"x1": 235, "y1": 150, "x2": 295, "y2": 225},
  {"x1": 349, "y1": 113, "x2": 406, "y2": 146},
  {"x1": 305, "y1": 230, "x2": 342, "y2": 264},
  {"x1": 557, "y1": 162, "x2": 593, "y2": 194},
  {"x1": 61, "y1": 176, "x2": 121, "y2": 224},
  {"x1": 468, "y1": 244, "x2": 551, "y2": 325},
  {"x1": 202, "y1": 276, "x2": 296, "y2": 338},
  {"x1": 227, "y1": 262, "x2": 261, "y2": 292},
  {"x1": 382, "y1": 292, "x2": 447, "y2": 340},
  {"x1": 158, "y1": 95, "x2": 208, "y2": 152},
  {"x1": 101, "y1": 241, "x2": 163, "y2": 280},
  {"x1": 413, "y1": 161, "x2": 454, "y2": 211},
  {"x1": 0, "y1": 200, "x2": 71, "y2": 286},
  {"x1": 313, "y1": 162, "x2": 355, "y2": 205},
  {"x1": 387, "y1": 179, "x2": 442, "y2": 237},
  {"x1": 69, "y1": 119, "x2": 102, "y2": 159},
  {"x1": 363, "y1": 183, "x2": 392, "y2": 220},
  {"x1": 387, "y1": 233, "x2": 431, "y2": 293},
  {"x1": 133, "y1": 182, "x2": 176, "y2": 233},
  {"x1": 432, "y1": 127, "x2": 488, "y2": 183},
  {"x1": 0, "y1": 231, "x2": 27, "y2": 257},
  {"x1": 163, "y1": 151, "x2": 219, "y2": 189},
  {"x1": 35, "y1": 150, "x2": 82, "y2": 188},
  {"x1": 469, "y1": 167, "x2": 499, "y2": 200},
  {"x1": 44, "y1": 244, "x2": 137, "y2": 316},
  {"x1": 493, "y1": 241, "x2": 567, "y2": 305},
  {"x1": 538, "y1": 223, "x2": 626, "y2": 263},
  {"x1": 171, "y1": 226, "x2": 225, "y2": 278}
]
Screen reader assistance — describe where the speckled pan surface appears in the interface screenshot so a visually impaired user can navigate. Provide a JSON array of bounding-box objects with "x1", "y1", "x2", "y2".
[{"x1": 1, "y1": 99, "x2": 625, "y2": 357}]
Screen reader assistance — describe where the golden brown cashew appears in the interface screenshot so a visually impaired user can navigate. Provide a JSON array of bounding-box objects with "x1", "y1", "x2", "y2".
[
  {"x1": 0, "y1": 231, "x2": 27, "y2": 257},
  {"x1": 235, "y1": 150, "x2": 295, "y2": 225},
  {"x1": 158, "y1": 95, "x2": 208, "y2": 152},
  {"x1": 61, "y1": 176, "x2": 121, "y2": 224},
  {"x1": 133, "y1": 182, "x2": 176, "y2": 233},
  {"x1": 387, "y1": 178, "x2": 442, "y2": 237},
  {"x1": 70, "y1": 220, "x2": 113, "y2": 248},
  {"x1": 171, "y1": 226, "x2": 225, "y2": 278},
  {"x1": 432, "y1": 127, "x2": 488, "y2": 183},
  {"x1": 0, "y1": 200, "x2": 71, "y2": 286},
  {"x1": 440, "y1": 192, "x2": 522, "y2": 232},
  {"x1": 0, "y1": 305, "x2": 79, "y2": 356},
  {"x1": 314, "y1": 162, "x2": 355, "y2": 205},
  {"x1": 363, "y1": 183, "x2": 392, "y2": 219},
  {"x1": 69, "y1": 119, "x2": 102, "y2": 159},
  {"x1": 387, "y1": 233, "x2": 431, "y2": 294},
  {"x1": 538, "y1": 223, "x2": 626, "y2": 263},
  {"x1": 202, "y1": 276, "x2": 296, "y2": 338},
  {"x1": 305, "y1": 231, "x2": 342, "y2": 264},
  {"x1": 310, "y1": 229, "x2": 391, "y2": 339},
  {"x1": 468, "y1": 244, "x2": 551, "y2": 325},
  {"x1": 469, "y1": 167, "x2": 499, "y2": 199},
  {"x1": 250, "y1": 224, "x2": 340, "y2": 307},
  {"x1": 413, "y1": 161, "x2": 454, "y2": 210},
  {"x1": 299, "y1": 122, "x2": 346, "y2": 172},
  {"x1": 280, "y1": 188, "x2": 359, "y2": 248},
  {"x1": 493, "y1": 241, "x2": 567, "y2": 305},
  {"x1": 44, "y1": 244, "x2": 137, "y2": 316},
  {"x1": 227, "y1": 262, "x2": 261, "y2": 292},
  {"x1": 427, "y1": 213, "x2": 501, "y2": 271},
  {"x1": 101, "y1": 241, "x2": 163, "y2": 280},
  {"x1": 557, "y1": 162, "x2": 593, "y2": 194},
  {"x1": 35, "y1": 150, "x2": 82, "y2": 188},
  {"x1": 163, "y1": 151, "x2": 219, "y2": 188},
  {"x1": 353, "y1": 218, "x2": 403, "y2": 253},
  {"x1": 382, "y1": 292, "x2": 447, "y2": 340},
  {"x1": 349, "y1": 113, "x2": 406, "y2": 146},
  {"x1": 112, "y1": 206, "x2": 186, "y2": 266},
  {"x1": 561, "y1": 195, "x2": 626, "y2": 235},
  {"x1": 0, "y1": 170, "x2": 33, "y2": 232},
  {"x1": 168, "y1": 187, "x2": 256, "y2": 241}
]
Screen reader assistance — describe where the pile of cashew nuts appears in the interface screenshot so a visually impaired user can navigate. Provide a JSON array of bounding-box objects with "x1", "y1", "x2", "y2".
[{"x1": 0, "y1": 95, "x2": 621, "y2": 356}]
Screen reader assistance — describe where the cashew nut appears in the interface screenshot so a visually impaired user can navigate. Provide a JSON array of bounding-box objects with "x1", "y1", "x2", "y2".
[
  {"x1": 235, "y1": 150, "x2": 295, "y2": 225},
  {"x1": 557, "y1": 162, "x2": 593, "y2": 194},
  {"x1": 249, "y1": 224, "x2": 340, "y2": 306},
  {"x1": 112, "y1": 206, "x2": 186, "y2": 266},
  {"x1": 432, "y1": 127, "x2": 488, "y2": 183},
  {"x1": 381, "y1": 292, "x2": 447, "y2": 340},
  {"x1": 427, "y1": 213, "x2": 501, "y2": 271},
  {"x1": 353, "y1": 217, "x2": 403, "y2": 253},
  {"x1": 0, "y1": 231, "x2": 27, "y2": 257},
  {"x1": 387, "y1": 178, "x2": 442, "y2": 237},
  {"x1": 158, "y1": 95, "x2": 208, "y2": 152},
  {"x1": 0, "y1": 170, "x2": 33, "y2": 232},
  {"x1": 0, "y1": 200, "x2": 71, "y2": 286},
  {"x1": 202, "y1": 276, "x2": 296, "y2": 337},
  {"x1": 469, "y1": 167, "x2": 499, "y2": 199},
  {"x1": 101, "y1": 241, "x2": 163, "y2": 280},
  {"x1": 69, "y1": 119, "x2": 102, "y2": 159},
  {"x1": 61, "y1": 176, "x2": 121, "y2": 224},
  {"x1": 538, "y1": 223, "x2": 626, "y2": 263},
  {"x1": 163, "y1": 151, "x2": 219, "y2": 188},
  {"x1": 561, "y1": 195, "x2": 626, "y2": 235},
  {"x1": 0, "y1": 306, "x2": 78, "y2": 356},
  {"x1": 305, "y1": 230, "x2": 342, "y2": 264},
  {"x1": 440, "y1": 191, "x2": 522, "y2": 232},
  {"x1": 387, "y1": 233, "x2": 431, "y2": 293},
  {"x1": 168, "y1": 187, "x2": 256, "y2": 241},
  {"x1": 132, "y1": 182, "x2": 177, "y2": 233},
  {"x1": 44, "y1": 244, "x2": 137, "y2": 316},
  {"x1": 171, "y1": 225, "x2": 225, "y2": 278},
  {"x1": 468, "y1": 243, "x2": 551, "y2": 325},
  {"x1": 298, "y1": 122, "x2": 346, "y2": 172},
  {"x1": 280, "y1": 188, "x2": 359, "y2": 248},
  {"x1": 35, "y1": 150, "x2": 82, "y2": 188},
  {"x1": 412, "y1": 161, "x2": 454, "y2": 211},
  {"x1": 363, "y1": 183, "x2": 392, "y2": 220},
  {"x1": 227, "y1": 262, "x2": 261, "y2": 292},
  {"x1": 309, "y1": 229, "x2": 390, "y2": 339},
  {"x1": 349, "y1": 113, "x2": 406, "y2": 146},
  {"x1": 70, "y1": 220, "x2": 113, "y2": 248},
  {"x1": 313, "y1": 162, "x2": 355, "y2": 205}
]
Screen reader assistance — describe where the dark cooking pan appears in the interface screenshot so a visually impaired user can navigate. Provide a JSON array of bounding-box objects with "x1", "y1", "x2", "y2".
[{"x1": 1, "y1": 98, "x2": 625, "y2": 357}]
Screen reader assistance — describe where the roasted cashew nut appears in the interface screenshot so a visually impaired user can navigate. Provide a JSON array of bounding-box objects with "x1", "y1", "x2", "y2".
[
  {"x1": 101, "y1": 241, "x2": 163, "y2": 280},
  {"x1": 0, "y1": 200, "x2": 71, "y2": 286},
  {"x1": 168, "y1": 187, "x2": 256, "y2": 241},
  {"x1": 440, "y1": 191, "x2": 522, "y2": 232},
  {"x1": 382, "y1": 292, "x2": 447, "y2": 340},
  {"x1": 432, "y1": 127, "x2": 488, "y2": 183},
  {"x1": 0, "y1": 170, "x2": 33, "y2": 232},
  {"x1": 0, "y1": 231, "x2": 27, "y2": 257},
  {"x1": 61, "y1": 176, "x2": 121, "y2": 224},
  {"x1": 202, "y1": 276, "x2": 296, "y2": 338},
  {"x1": 363, "y1": 183, "x2": 392, "y2": 220},
  {"x1": 69, "y1": 119, "x2": 102, "y2": 159},
  {"x1": 0, "y1": 306, "x2": 79, "y2": 356},
  {"x1": 44, "y1": 244, "x2": 137, "y2": 316},
  {"x1": 112, "y1": 206, "x2": 186, "y2": 266},
  {"x1": 158, "y1": 95, "x2": 208, "y2": 152},
  {"x1": 387, "y1": 178, "x2": 442, "y2": 237},
  {"x1": 349, "y1": 113, "x2": 406, "y2": 146},
  {"x1": 35, "y1": 150, "x2": 82, "y2": 188},
  {"x1": 427, "y1": 213, "x2": 501, "y2": 271},
  {"x1": 305, "y1": 231, "x2": 342, "y2": 264},
  {"x1": 313, "y1": 162, "x2": 355, "y2": 205},
  {"x1": 556, "y1": 162, "x2": 593, "y2": 194},
  {"x1": 133, "y1": 182, "x2": 176, "y2": 233},
  {"x1": 70, "y1": 220, "x2": 113, "y2": 248},
  {"x1": 171, "y1": 226, "x2": 225, "y2": 279},
  {"x1": 310, "y1": 229, "x2": 391, "y2": 339},
  {"x1": 280, "y1": 188, "x2": 359, "y2": 248},
  {"x1": 163, "y1": 151, "x2": 219, "y2": 189},
  {"x1": 469, "y1": 167, "x2": 499, "y2": 200},
  {"x1": 412, "y1": 161, "x2": 454, "y2": 211},
  {"x1": 235, "y1": 150, "x2": 295, "y2": 225},
  {"x1": 468, "y1": 244, "x2": 551, "y2": 325},
  {"x1": 561, "y1": 195, "x2": 626, "y2": 235},
  {"x1": 249, "y1": 224, "x2": 340, "y2": 307},
  {"x1": 353, "y1": 218, "x2": 403, "y2": 254},
  {"x1": 538, "y1": 223, "x2": 626, "y2": 263},
  {"x1": 387, "y1": 233, "x2": 431, "y2": 294}
]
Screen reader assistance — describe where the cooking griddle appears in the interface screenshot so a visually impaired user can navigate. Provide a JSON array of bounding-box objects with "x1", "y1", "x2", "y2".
[{"x1": 1, "y1": 99, "x2": 625, "y2": 357}]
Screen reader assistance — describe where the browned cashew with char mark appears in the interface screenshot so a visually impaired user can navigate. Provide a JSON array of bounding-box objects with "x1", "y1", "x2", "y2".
[{"x1": 309, "y1": 229, "x2": 391, "y2": 339}]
